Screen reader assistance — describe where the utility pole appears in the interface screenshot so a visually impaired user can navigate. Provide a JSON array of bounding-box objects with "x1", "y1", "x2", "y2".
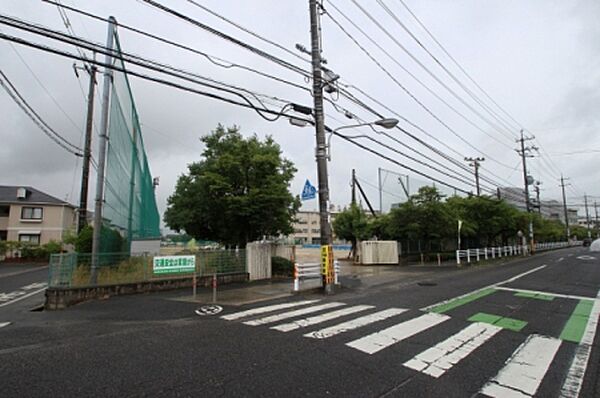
[
  {"x1": 464, "y1": 157, "x2": 484, "y2": 196},
  {"x1": 584, "y1": 194, "x2": 591, "y2": 238},
  {"x1": 309, "y1": 0, "x2": 333, "y2": 293},
  {"x1": 560, "y1": 175, "x2": 570, "y2": 241},
  {"x1": 351, "y1": 169, "x2": 356, "y2": 205},
  {"x1": 533, "y1": 181, "x2": 542, "y2": 214},
  {"x1": 595, "y1": 201, "x2": 599, "y2": 238},
  {"x1": 77, "y1": 64, "x2": 97, "y2": 234},
  {"x1": 516, "y1": 129, "x2": 537, "y2": 253},
  {"x1": 91, "y1": 17, "x2": 116, "y2": 284}
]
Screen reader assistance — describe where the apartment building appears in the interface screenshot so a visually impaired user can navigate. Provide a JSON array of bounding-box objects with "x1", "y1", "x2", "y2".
[
  {"x1": 0, "y1": 186, "x2": 76, "y2": 244},
  {"x1": 290, "y1": 210, "x2": 344, "y2": 245}
]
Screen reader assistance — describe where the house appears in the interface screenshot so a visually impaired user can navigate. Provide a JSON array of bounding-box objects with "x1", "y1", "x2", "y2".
[{"x1": 0, "y1": 186, "x2": 76, "y2": 245}]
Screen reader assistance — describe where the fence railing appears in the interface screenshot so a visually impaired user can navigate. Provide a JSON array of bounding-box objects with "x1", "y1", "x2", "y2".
[
  {"x1": 49, "y1": 249, "x2": 246, "y2": 288},
  {"x1": 456, "y1": 245, "x2": 527, "y2": 265},
  {"x1": 456, "y1": 240, "x2": 582, "y2": 265},
  {"x1": 293, "y1": 261, "x2": 340, "y2": 292}
]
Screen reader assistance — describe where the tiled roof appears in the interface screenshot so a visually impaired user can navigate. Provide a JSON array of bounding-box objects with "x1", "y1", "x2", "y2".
[{"x1": 0, "y1": 185, "x2": 72, "y2": 206}]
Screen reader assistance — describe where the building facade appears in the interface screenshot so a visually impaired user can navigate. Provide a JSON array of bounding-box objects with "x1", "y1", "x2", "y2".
[
  {"x1": 290, "y1": 210, "x2": 344, "y2": 245},
  {"x1": 0, "y1": 186, "x2": 76, "y2": 245}
]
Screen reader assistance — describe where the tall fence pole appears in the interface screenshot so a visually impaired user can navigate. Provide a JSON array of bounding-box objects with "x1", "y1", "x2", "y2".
[{"x1": 91, "y1": 16, "x2": 116, "y2": 284}]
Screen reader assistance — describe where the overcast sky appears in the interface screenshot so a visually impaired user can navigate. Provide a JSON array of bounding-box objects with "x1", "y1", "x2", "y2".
[{"x1": 1, "y1": 0, "x2": 599, "y2": 230}]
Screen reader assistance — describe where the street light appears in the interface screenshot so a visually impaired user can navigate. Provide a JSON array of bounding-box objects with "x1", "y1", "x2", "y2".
[{"x1": 326, "y1": 118, "x2": 398, "y2": 160}]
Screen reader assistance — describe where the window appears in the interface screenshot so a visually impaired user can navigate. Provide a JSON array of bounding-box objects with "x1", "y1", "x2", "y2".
[
  {"x1": 19, "y1": 234, "x2": 40, "y2": 244},
  {"x1": 0, "y1": 206, "x2": 9, "y2": 217},
  {"x1": 311, "y1": 229, "x2": 320, "y2": 233},
  {"x1": 21, "y1": 207, "x2": 43, "y2": 220}
]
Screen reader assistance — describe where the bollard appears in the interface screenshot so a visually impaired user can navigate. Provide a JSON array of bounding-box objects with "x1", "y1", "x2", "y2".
[
  {"x1": 212, "y1": 272, "x2": 217, "y2": 303},
  {"x1": 421, "y1": 253, "x2": 424, "y2": 266},
  {"x1": 476, "y1": 248, "x2": 480, "y2": 262},
  {"x1": 437, "y1": 253, "x2": 441, "y2": 266},
  {"x1": 334, "y1": 260, "x2": 340, "y2": 285},
  {"x1": 484, "y1": 248, "x2": 488, "y2": 260},
  {"x1": 456, "y1": 250, "x2": 461, "y2": 265},
  {"x1": 193, "y1": 272, "x2": 197, "y2": 300},
  {"x1": 467, "y1": 250, "x2": 471, "y2": 263},
  {"x1": 293, "y1": 263, "x2": 299, "y2": 292}
]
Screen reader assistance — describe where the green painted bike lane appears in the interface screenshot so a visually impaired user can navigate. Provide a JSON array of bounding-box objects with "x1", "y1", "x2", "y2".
[{"x1": 427, "y1": 287, "x2": 595, "y2": 343}]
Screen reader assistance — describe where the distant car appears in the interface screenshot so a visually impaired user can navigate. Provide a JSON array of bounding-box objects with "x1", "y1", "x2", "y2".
[{"x1": 583, "y1": 238, "x2": 592, "y2": 247}]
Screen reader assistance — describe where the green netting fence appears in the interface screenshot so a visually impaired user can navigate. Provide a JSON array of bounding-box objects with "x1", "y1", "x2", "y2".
[
  {"x1": 49, "y1": 250, "x2": 247, "y2": 288},
  {"x1": 100, "y1": 29, "x2": 160, "y2": 253}
]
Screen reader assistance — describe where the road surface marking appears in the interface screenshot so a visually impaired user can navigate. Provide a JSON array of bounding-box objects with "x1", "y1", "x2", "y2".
[
  {"x1": 560, "y1": 299, "x2": 594, "y2": 343},
  {"x1": 559, "y1": 291, "x2": 600, "y2": 398},
  {"x1": 576, "y1": 255, "x2": 596, "y2": 260},
  {"x1": 221, "y1": 300, "x2": 320, "y2": 321},
  {"x1": 346, "y1": 313, "x2": 450, "y2": 355},
  {"x1": 0, "y1": 287, "x2": 47, "y2": 308},
  {"x1": 304, "y1": 308, "x2": 407, "y2": 339},
  {"x1": 514, "y1": 291, "x2": 554, "y2": 301},
  {"x1": 494, "y1": 286, "x2": 595, "y2": 301},
  {"x1": 428, "y1": 288, "x2": 495, "y2": 313},
  {"x1": 21, "y1": 282, "x2": 47, "y2": 290},
  {"x1": 244, "y1": 302, "x2": 345, "y2": 326},
  {"x1": 480, "y1": 334, "x2": 561, "y2": 397},
  {"x1": 271, "y1": 305, "x2": 374, "y2": 332},
  {"x1": 421, "y1": 265, "x2": 547, "y2": 312},
  {"x1": 404, "y1": 322, "x2": 502, "y2": 378},
  {"x1": 0, "y1": 322, "x2": 10, "y2": 329},
  {"x1": 557, "y1": 257, "x2": 564, "y2": 262},
  {"x1": 468, "y1": 312, "x2": 527, "y2": 332}
]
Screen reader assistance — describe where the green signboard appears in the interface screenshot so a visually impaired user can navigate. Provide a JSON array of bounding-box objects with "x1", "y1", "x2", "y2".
[{"x1": 153, "y1": 255, "x2": 195, "y2": 275}]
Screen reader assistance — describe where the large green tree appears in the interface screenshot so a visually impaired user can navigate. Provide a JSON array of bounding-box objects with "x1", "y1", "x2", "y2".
[
  {"x1": 164, "y1": 125, "x2": 300, "y2": 247},
  {"x1": 332, "y1": 203, "x2": 372, "y2": 259}
]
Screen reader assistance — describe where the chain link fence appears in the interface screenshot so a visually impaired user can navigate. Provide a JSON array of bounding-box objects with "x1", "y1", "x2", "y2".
[{"x1": 49, "y1": 250, "x2": 246, "y2": 288}]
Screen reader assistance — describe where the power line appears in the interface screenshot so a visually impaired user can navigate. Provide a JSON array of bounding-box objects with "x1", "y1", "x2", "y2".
[
  {"x1": 384, "y1": 0, "x2": 520, "y2": 136},
  {"x1": 347, "y1": 0, "x2": 516, "y2": 144},
  {"x1": 396, "y1": 0, "x2": 523, "y2": 131},
  {"x1": 184, "y1": 0, "x2": 311, "y2": 65},
  {"x1": 0, "y1": 69, "x2": 83, "y2": 156},
  {"x1": 323, "y1": 4, "x2": 516, "y2": 168}
]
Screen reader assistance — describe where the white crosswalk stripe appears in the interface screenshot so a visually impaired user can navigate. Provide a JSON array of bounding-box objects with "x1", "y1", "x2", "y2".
[
  {"x1": 221, "y1": 300, "x2": 320, "y2": 321},
  {"x1": 480, "y1": 334, "x2": 561, "y2": 397},
  {"x1": 404, "y1": 322, "x2": 502, "y2": 378},
  {"x1": 0, "y1": 322, "x2": 10, "y2": 329},
  {"x1": 243, "y1": 302, "x2": 345, "y2": 326},
  {"x1": 346, "y1": 312, "x2": 450, "y2": 354},
  {"x1": 271, "y1": 305, "x2": 374, "y2": 332},
  {"x1": 304, "y1": 308, "x2": 407, "y2": 339}
]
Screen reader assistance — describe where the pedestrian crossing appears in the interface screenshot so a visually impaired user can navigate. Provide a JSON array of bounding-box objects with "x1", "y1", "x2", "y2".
[{"x1": 218, "y1": 298, "x2": 588, "y2": 396}]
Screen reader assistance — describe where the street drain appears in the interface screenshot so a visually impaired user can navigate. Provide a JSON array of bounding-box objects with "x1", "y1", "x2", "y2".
[{"x1": 417, "y1": 281, "x2": 437, "y2": 287}]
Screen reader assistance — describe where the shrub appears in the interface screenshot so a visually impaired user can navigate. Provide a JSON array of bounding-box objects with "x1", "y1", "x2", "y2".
[{"x1": 272, "y1": 256, "x2": 293, "y2": 277}]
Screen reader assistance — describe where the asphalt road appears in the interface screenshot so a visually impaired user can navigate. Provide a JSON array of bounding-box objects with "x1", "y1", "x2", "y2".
[{"x1": 0, "y1": 247, "x2": 599, "y2": 397}]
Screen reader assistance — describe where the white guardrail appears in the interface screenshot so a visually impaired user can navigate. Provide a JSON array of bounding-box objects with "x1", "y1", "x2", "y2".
[
  {"x1": 293, "y1": 261, "x2": 340, "y2": 292},
  {"x1": 456, "y1": 241, "x2": 582, "y2": 265}
]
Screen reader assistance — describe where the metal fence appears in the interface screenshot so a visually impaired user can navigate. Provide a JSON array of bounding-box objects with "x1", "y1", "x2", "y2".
[
  {"x1": 49, "y1": 249, "x2": 246, "y2": 288},
  {"x1": 293, "y1": 261, "x2": 340, "y2": 292},
  {"x1": 456, "y1": 241, "x2": 582, "y2": 265}
]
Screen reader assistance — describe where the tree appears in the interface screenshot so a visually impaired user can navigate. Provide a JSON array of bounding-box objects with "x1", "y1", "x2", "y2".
[
  {"x1": 164, "y1": 125, "x2": 300, "y2": 247},
  {"x1": 332, "y1": 203, "x2": 371, "y2": 260}
]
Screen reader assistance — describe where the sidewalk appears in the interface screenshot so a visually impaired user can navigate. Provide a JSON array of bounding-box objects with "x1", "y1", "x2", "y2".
[{"x1": 174, "y1": 279, "x2": 295, "y2": 306}]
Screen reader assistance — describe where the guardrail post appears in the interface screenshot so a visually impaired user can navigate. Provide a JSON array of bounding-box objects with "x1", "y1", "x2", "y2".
[
  {"x1": 476, "y1": 248, "x2": 480, "y2": 262},
  {"x1": 467, "y1": 250, "x2": 471, "y2": 263},
  {"x1": 484, "y1": 248, "x2": 488, "y2": 260},
  {"x1": 456, "y1": 250, "x2": 461, "y2": 265},
  {"x1": 334, "y1": 260, "x2": 340, "y2": 285}
]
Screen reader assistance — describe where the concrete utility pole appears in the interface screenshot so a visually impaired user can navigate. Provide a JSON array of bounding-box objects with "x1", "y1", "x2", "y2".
[
  {"x1": 516, "y1": 129, "x2": 537, "y2": 252},
  {"x1": 464, "y1": 157, "x2": 484, "y2": 196},
  {"x1": 584, "y1": 194, "x2": 591, "y2": 238},
  {"x1": 559, "y1": 175, "x2": 570, "y2": 240},
  {"x1": 91, "y1": 17, "x2": 116, "y2": 283},
  {"x1": 308, "y1": 0, "x2": 333, "y2": 293},
  {"x1": 533, "y1": 181, "x2": 542, "y2": 214},
  {"x1": 77, "y1": 64, "x2": 97, "y2": 234}
]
